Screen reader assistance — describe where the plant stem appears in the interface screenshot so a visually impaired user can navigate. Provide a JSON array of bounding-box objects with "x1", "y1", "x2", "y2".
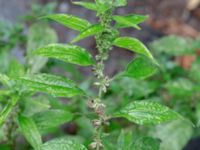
[{"x1": 89, "y1": 6, "x2": 117, "y2": 150}]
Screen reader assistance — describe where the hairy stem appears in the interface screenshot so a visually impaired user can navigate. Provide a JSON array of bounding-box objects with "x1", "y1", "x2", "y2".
[{"x1": 89, "y1": 6, "x2": 117, "y2": 149}]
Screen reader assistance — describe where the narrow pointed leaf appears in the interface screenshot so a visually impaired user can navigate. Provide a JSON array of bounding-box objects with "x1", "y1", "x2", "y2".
[
  {"x1": 18, "y1": 115, "x2": 42, "y2": 150},
  {"x1": 19, "y1": 74, "x2": 84, "y2": 97},
  {"x1": 114, "y1": 14, "x2": 148, "y2": 29},
  {"x1": 72, "y1": 24, "x2": 104, "y2": 43},
  {"x1": 32, "y1": 109, "x2": 73, "y2": 131},
  {"x1": 42, "y1": 14, "x2": 91, "y2": 31},
  {"x1": 41, "y1": 138, "x2": 87, "y2": 150},
  {"x1": 34, "y1": 44, "x2": 95, "y2": 66},
  {"x1": 73, "y1": 1, "x2": 97, "y2": 11},
  {"x1": 123, "y1": 56, "x2": 158, "y2": 79},
  {"x1": 114, "y1": 101, "x2": 182, "y2": 125},
  {"x1": 113, "y1": 37, "x2": 156, "y2": 64}
]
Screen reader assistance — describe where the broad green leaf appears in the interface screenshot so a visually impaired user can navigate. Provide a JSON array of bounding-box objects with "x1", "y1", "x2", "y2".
[
  {"x1": 133, "y1": 137, "x2": 160, "y2": 150},
  {"x1": 114, "y1": 101, "x2": 182, "y2": 125},
  {"x1": 32, "y1": 109, "x2": 73, "y2": 130},
  {"x1": 18, "y1": 115, "x2": 42, "y2": 150},
  {"x1": 73, "y1": 1, "x2": 97, "y2": 11},
  {"x1": 113, "y1": 37, "x2": 157, "y2": 64},
  {"x1": 0, "y1": 96, "x2": 19, "y2": 126},
  {"x1": 42, "y1": 14, "x2": 91, "y2": 31},
  {"x1": 19, "y1": 74, "x2": 84, "y2": 97},
  {"x1": 27, "y1": 23, "x2": 58, "y2": 74},
  {"x1": 72, "y1": 24, "x2": 104, "y2": 43},
  {"x1": 149, "y1": 35, "x2": 193, "y2": 56},
  {"x1": 122, "y1": 56, "x2": 158, "y2": 79},
  {"x1": 41, "y1": 138, "x2": 87, "y2": 150},
  {"x1": 164, "y1": 78, "x2": 194, "y2": 97},
  {"x1": 34, "y1": 44, "x2": 95, "y2": 66},
  {"x1": 151, "y1": 120, "x2": 193, "y2": 150},
  {"x1": 114, "y1": 0, "x2": 127, "y2": 7},
  {"x1": 114, "y1": 14, "x2": 148, "y2": 29}
]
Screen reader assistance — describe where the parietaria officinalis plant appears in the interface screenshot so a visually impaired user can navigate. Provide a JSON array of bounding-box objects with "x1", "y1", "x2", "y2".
[{"x1": 0, "y1": 0, "x2": 192, "y2": 150}]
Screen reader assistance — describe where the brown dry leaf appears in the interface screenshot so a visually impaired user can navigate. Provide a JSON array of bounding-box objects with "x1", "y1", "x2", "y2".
[
  {"x1": 176, "y1": 55, "x2": 196, "y2": 70},
  {"x1": 187, "y1": 0, "x2": 200, "y2": 10}
]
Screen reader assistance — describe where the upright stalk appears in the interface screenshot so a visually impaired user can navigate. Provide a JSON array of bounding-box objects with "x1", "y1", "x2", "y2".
[{"x1": 89, "y1": 5, "x2": 119, "y2": 150}]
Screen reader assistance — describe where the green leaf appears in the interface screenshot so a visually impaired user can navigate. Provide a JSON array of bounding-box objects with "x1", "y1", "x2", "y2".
[
  {"x1": 114, "y1": 101, "x2": 182, "y2": 125},
  {"x1": 0, "y1": 74, "x2": 10, "y2": 87},
  {"x1": 34, "y1": 44, "x2": 95, "y2": 66},
  {"x1": 19, "y1": 73, "x2": 84, "y2": 97},
  {"x1": 190, "y1": 58, "x2": 200, "y2": 83},
  {"x1": 42, "y1": 14, "x2": 91, "y2": 31},
  {"x1": 27, "y1": 23, "x2": 58, "y2": 74},
  {"x1": 117, "y1": 130, "x2": 134, "y2": 150},
  {"x1": 114, "y1": 0, "x2": 127, "y2": 7},
  {"x1": 122, "y1": 56, "x2": 158, "y2": 79},
  {"x1": 73, "y1": 1, "x2": 97, "y2": 11},
  {"x1": 151, "y1": 120, "x2": 193, "y2": 150},
  {"x1": 0, "y1": 96, "x2": 19, "y2": 126},
  {"x1": 23, "y1": 96, "x2": 50, "y2": 116},
  {"x1": 113, "y1": 37, "x2": 157, "y2": 64},
  {"x1": 95, "y1": 0, "x2": 111, "y2": 14},
  {"x1": 149, "y1": 35, "x2": 193, "y2": 56},
  {"x1": 114, "y1": 14, "x2": 148, "y2": 29},
  {"x1": 41, "y1": 138, "x2": 87, "y2": 150},
  {"x1": 164, "y1": 78, "x2": 194, "y2": 97},
  {"x1": 133, "y1": 137, "x2": 160, "y2": 150},
  {"x1": 72, "y1": 24, "x2": 104, "y2": 43},
  {"x1": 18, "y1": 115, "x2": 42, "y2": 150},
  {"x1": 32, "y1": 109, "x2": 73, "y2": 131}
]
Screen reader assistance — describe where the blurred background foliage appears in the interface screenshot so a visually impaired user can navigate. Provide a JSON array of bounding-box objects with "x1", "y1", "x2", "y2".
[{"x1": 0, "y1": 0, "x2": 200, "y2": 150}]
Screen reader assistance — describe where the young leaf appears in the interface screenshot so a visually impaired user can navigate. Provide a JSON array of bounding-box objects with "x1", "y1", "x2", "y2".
[
  {"x1": 19, "y1": 74, "x2": 85, "y2": 97},
  {"x1": 34, "y1": 44, "x2": 95, "y2": 66},
  {"x1": 114, "y1": 101, "x2": 182, "y2": 125},
  {"x1": 72, "y1": 24, "x2": 104, "y2": 43},
  {"x1": 32, "y1": 109, "x2": 73, "y2": 131},
  {"x1": 41, "y1": 138, "x2": 87, "y2": 150},
  {"x1": 114, "y1": 0, "x2": 127, "y2": 7},
  {"x1": 114, "y1": 14, "x2": 148, "y2": 29},
  {"x1": 151, "y1": 120, "x2": 193, "y2": 150},
  {"x1": 122, "y1": 56, "x2": 158, "y2": 79},
  {"x1": 73, "y1": 1, "x2": 97, "y2": 11},
  {"x1": 95, "y1": 0, "x2": 111, "y2": 14},
  {"x1": 18, "y1": 115, "x2": 42, "y2": 150},
  {"x1": 113, "y1": 37, "x2": 157, "y2": 64},
  {"x1": 42, "y1": 14, "x2": 91, "y2": 31}
]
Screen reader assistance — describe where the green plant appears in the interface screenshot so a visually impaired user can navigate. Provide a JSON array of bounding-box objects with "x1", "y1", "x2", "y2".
[{"x1": 0, "y1": 1, "x2": 192, "y2": 150}]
